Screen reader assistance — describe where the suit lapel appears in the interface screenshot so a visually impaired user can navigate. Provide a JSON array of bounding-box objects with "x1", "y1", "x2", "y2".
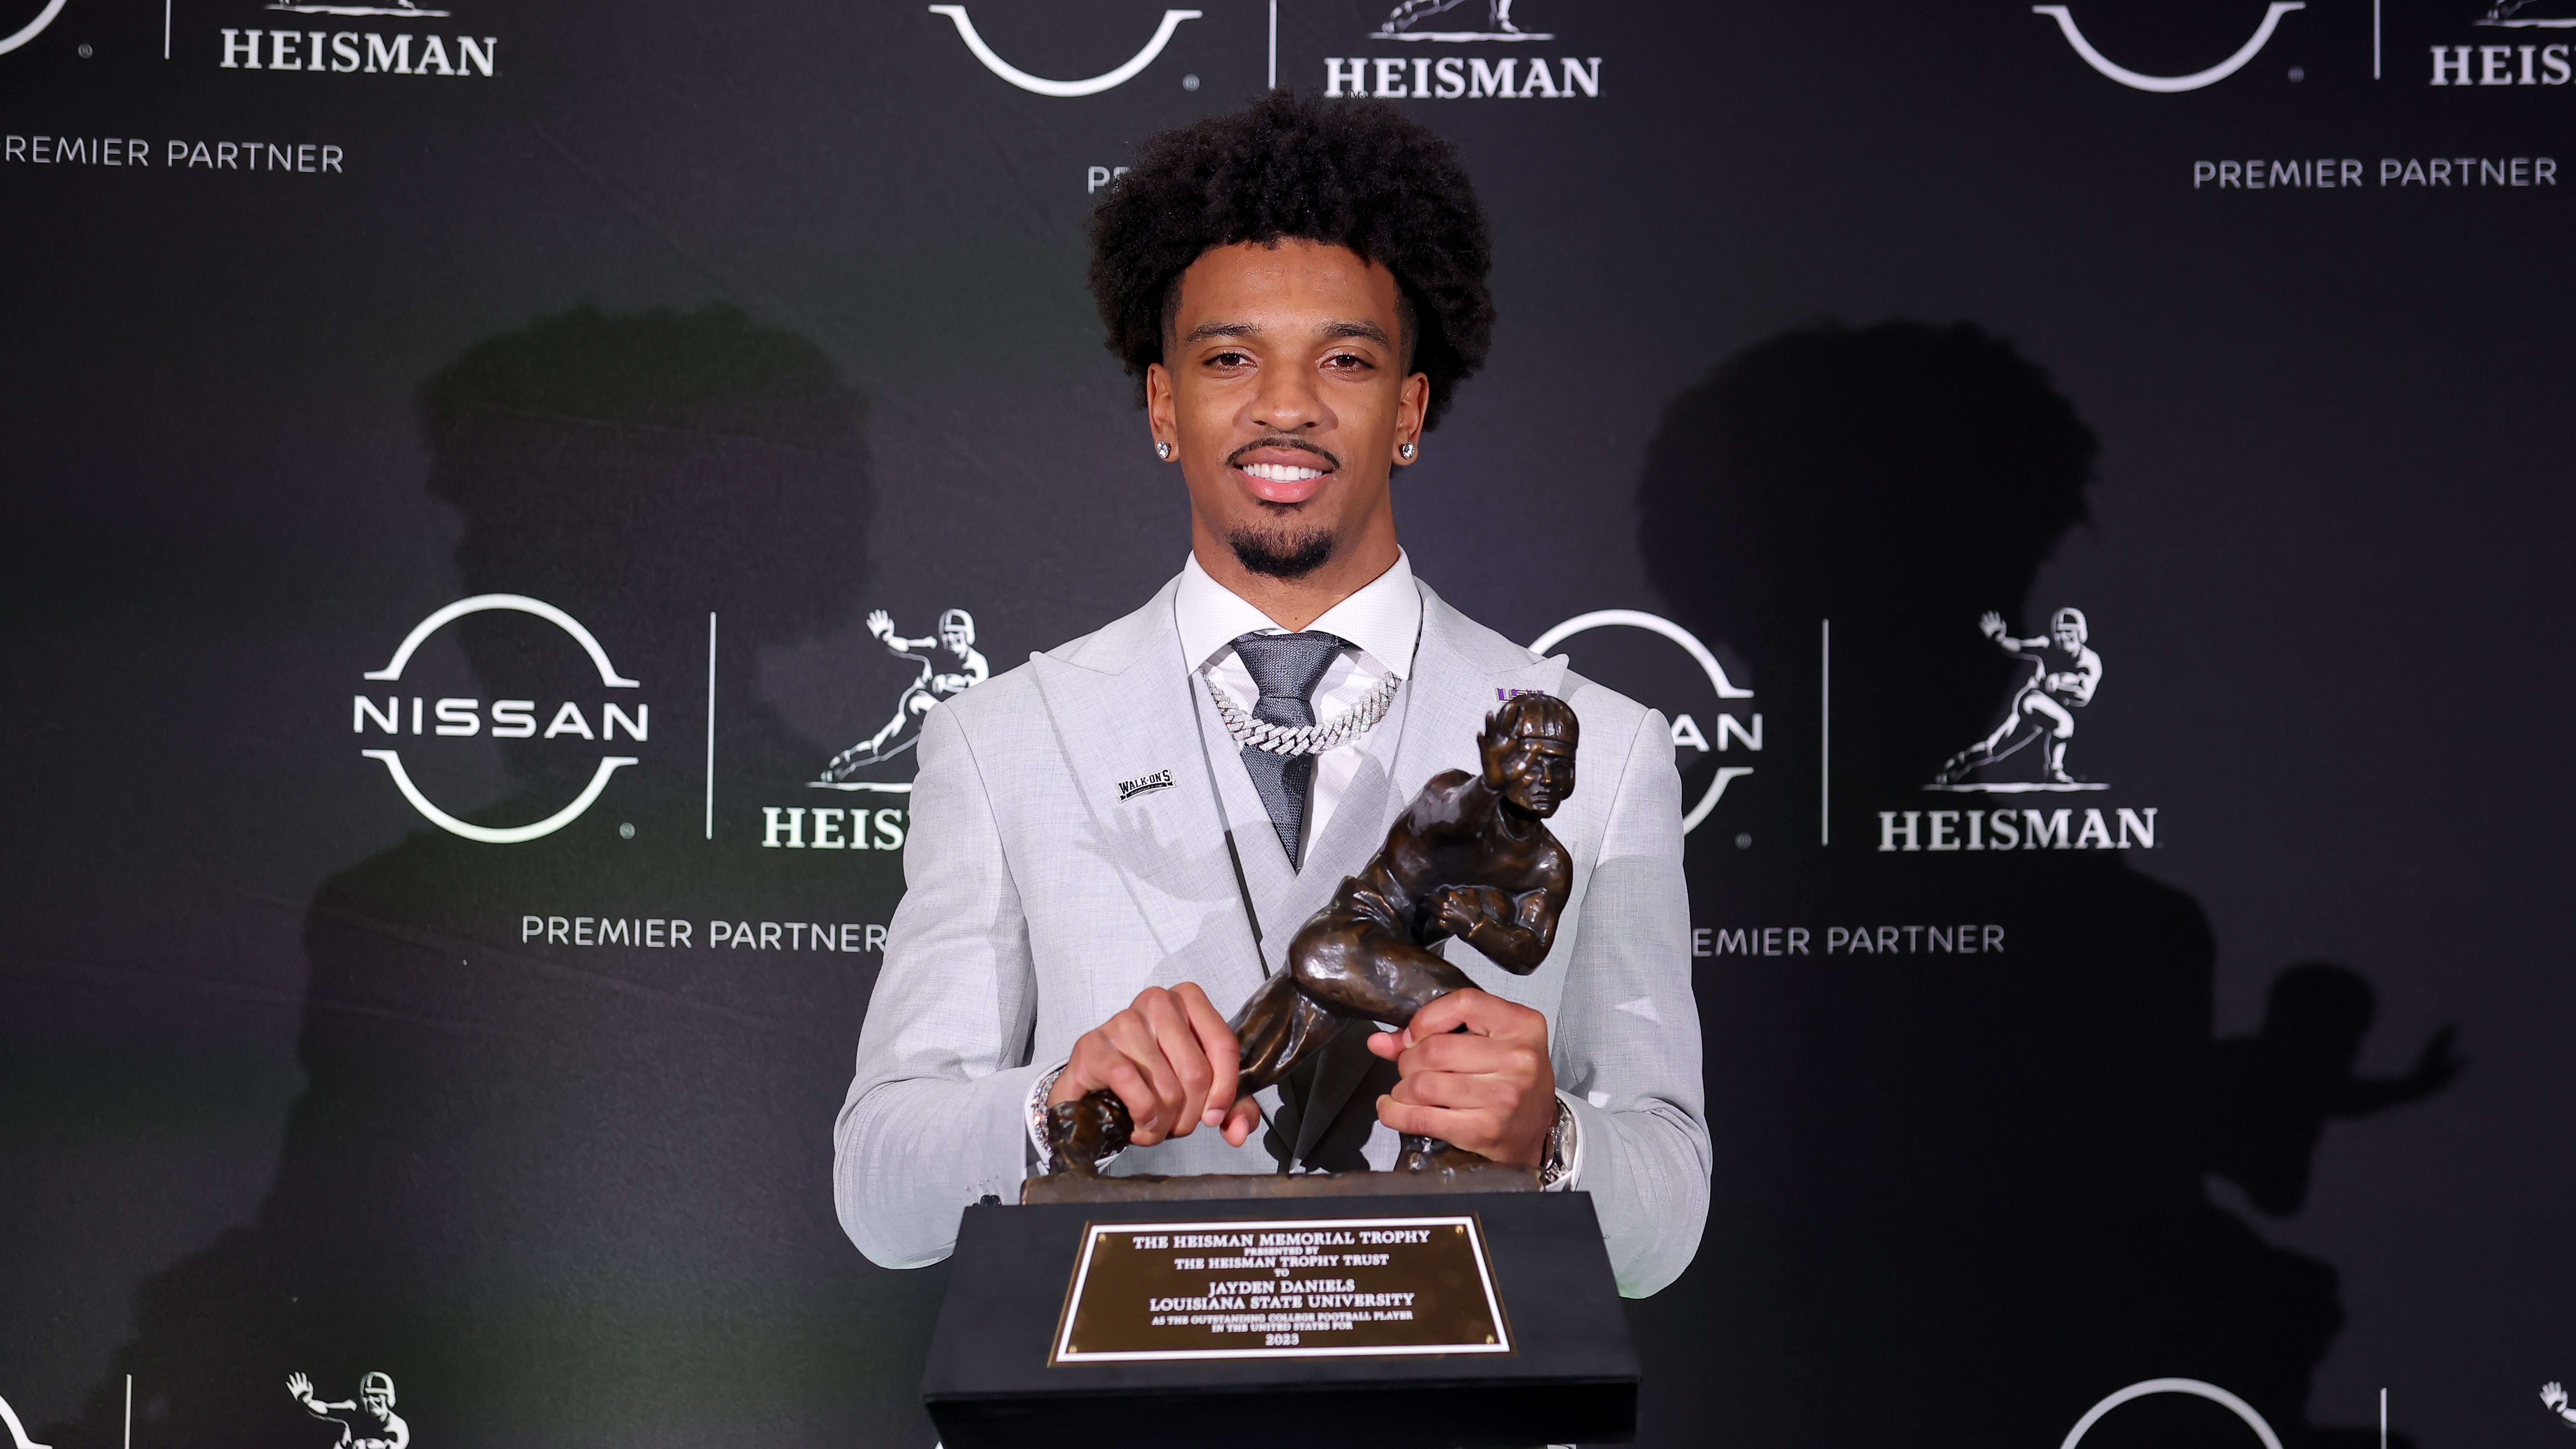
[{"x1": 1026, "y1": 580, "x2": 1265, "y2": 1010}]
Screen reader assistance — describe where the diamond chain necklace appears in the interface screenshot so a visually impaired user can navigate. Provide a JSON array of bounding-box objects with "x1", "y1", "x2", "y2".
[{"x1": 1207, "y1": 673, "x2": 1400, "y2": 757}]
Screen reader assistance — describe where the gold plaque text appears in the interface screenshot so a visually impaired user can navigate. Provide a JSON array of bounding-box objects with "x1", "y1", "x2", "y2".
[{"x1": 1050, "y1": 1215, "x2": 1512, "y2": 1363}]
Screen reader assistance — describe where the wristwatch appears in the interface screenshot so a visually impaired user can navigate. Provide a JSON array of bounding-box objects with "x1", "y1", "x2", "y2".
[{"x1": 1537, "y1": 1097, "x2": 1578, "y2": 1190}]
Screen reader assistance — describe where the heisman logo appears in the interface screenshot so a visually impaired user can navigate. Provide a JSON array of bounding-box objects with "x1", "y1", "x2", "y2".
[
  {"x1": 1881, "y1": 606, "x2": 2159, "y2": 852},
  {"x1": 2031, "y1": 1, "x2": 2305, "y2": 92},
  {"x1": 288, "y1": 1371, "x2": 409, "y2": 1449},
  {"x1": 925, "y1": 4, "x2": 1201, "y2": 97},
  {"x1": 218, "y1": 0, "x2": 496, "y2": 77},
  {"x1": 761, "y1": 605, "x2": 991, "y2": 853},
  {"x1": 1931, "y1": 608, "x2": 2105, "y2": 792},
  {"x1": 354, "y1": 595, "x2": 645, "y2": 845},
  {"x1": 1329, "y1": 0, "x2": 1600, "y2": 98},
  {"x1": 816, "y1": 607, "x2": 990, "y2": 788}
]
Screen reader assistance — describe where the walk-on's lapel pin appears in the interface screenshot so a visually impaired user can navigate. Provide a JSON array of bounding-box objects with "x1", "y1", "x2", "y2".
[{"x1": 1117, "y1": 769, "x2": 1174, "y2": 801}]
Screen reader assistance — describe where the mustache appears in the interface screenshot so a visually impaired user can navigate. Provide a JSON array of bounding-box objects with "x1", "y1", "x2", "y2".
[{"x1": 1224, "y1": 436, "x2": 1340, "y2": 473}]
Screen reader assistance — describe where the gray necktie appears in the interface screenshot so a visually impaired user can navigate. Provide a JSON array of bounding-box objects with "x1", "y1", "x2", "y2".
[{"x1": 1229, "y1": 630, "x2": 1346, "y2": 868}]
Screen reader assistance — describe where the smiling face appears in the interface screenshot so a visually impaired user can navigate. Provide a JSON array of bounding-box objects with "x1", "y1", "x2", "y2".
[{"x1": 1146, "y1": 240, "x2": 1427, "y2": 598}]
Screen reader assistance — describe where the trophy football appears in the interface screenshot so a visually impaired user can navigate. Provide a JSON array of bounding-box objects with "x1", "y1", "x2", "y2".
[{"x1": 921, "y1": 695, "x2": 1641, "y2": 1449}]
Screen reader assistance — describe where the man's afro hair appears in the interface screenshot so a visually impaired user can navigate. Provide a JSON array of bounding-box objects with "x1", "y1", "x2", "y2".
[{"x1": 1087, "y1": 91, "x2": 1494, "y2": 431}]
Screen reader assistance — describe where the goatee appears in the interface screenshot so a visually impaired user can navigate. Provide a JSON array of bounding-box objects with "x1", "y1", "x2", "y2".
[{"x1": 1228, "y1": 525, "x2": 1335, "y2": 579}]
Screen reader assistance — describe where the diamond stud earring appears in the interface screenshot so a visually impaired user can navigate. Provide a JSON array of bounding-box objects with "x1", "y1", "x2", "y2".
[
  {"x1": 1155, "y1": 441, "x2": 1172, "y2": 459},
  {"x1": 1397, "y1": 442, "x2": 1417, "y2": 461}
]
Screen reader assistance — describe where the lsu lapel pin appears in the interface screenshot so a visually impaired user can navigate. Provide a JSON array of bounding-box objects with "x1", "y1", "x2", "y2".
[{"x1": 1117, "y1": 769, "x2": 1174, "y2": 801}]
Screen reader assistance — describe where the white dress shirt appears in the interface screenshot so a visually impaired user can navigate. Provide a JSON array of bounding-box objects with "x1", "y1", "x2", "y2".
[{"x1": 1174, "y1": 548, "x2": 1423, "y2": 853}]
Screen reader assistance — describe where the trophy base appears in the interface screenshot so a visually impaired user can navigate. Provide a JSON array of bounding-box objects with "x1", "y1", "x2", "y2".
[
  {"x1": 925, "y1": 1191, "x2": 1637, "y2": 1449},
  {"x1": 1020, "y1": 1161, "x2": 1540, "y2": 1205}
]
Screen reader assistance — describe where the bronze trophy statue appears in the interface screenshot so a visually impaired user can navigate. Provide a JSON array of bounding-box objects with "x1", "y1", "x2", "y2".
[{"x1": 1028, "y1": 693, "x2": 1577, "y2": 1203}]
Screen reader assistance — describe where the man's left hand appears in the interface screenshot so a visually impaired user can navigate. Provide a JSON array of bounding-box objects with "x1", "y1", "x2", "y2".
[{"x1": 1366, "y1": 988, "x2": 1554, "y2": 1167}]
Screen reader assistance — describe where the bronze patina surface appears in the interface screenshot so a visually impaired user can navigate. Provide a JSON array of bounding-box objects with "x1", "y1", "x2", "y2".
[{"x1": 1038, "y1": 694, "x2": 1578, "y2": 1195}]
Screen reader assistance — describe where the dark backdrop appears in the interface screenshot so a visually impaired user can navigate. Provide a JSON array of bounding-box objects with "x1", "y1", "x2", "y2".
[{"x1": 4, "y1": 0, "x2": 2570, "y2": 1445}]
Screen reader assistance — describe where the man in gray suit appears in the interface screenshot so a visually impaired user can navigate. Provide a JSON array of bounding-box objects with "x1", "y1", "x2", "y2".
[{"x1": 833, "y1": 92, "x2": 1710, "y2": 1296}]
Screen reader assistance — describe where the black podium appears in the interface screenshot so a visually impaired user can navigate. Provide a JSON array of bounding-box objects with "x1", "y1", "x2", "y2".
[{"x1": 922, "y1": 1191, "x2": 1639, "y2": 1449}]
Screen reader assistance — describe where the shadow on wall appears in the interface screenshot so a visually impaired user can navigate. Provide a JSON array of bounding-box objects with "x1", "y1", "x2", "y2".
[
  {"x1": 1626, "y1": 321, "x2": 2459, "y2": 1449},
  {"x1": 48, "y1": 305, "x2": 945, "y2": 1449}
]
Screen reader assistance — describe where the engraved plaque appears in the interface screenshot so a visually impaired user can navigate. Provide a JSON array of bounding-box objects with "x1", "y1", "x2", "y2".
[{"x1": 1049, "y1": 1215, "x2": 1512, "y2": 1364}]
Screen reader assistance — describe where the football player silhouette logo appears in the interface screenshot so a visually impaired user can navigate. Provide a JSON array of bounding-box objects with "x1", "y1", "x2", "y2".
[
  {"x1": 820, "y1": 608, "x2": 989, "y2": 782},
  {"x1": 287, "y1": 1371, "x2": 409, "y2": 1449},
  {"x1": 1934, "y1": 608, "x2": 2104, "y2": 787}
]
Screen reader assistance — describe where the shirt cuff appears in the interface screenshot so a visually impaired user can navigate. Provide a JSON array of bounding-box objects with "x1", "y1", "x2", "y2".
[{"x1": 1541, "y1": 1090, "x2": 1584, "y2": 1191}]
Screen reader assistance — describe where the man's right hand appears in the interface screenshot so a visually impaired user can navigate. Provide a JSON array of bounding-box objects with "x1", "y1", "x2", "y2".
[{"x1": 1048, "y1": 983, "x2": 1260, "y2": 1148}]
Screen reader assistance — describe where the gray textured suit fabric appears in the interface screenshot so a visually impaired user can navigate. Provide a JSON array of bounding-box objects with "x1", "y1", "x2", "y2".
[
  {"x1": 1229, "y1": 629, "x2": 1346, "y2": 866},
  {"x1": 832, "y1": 575, "x2": 1711, "y2": 1296}
]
